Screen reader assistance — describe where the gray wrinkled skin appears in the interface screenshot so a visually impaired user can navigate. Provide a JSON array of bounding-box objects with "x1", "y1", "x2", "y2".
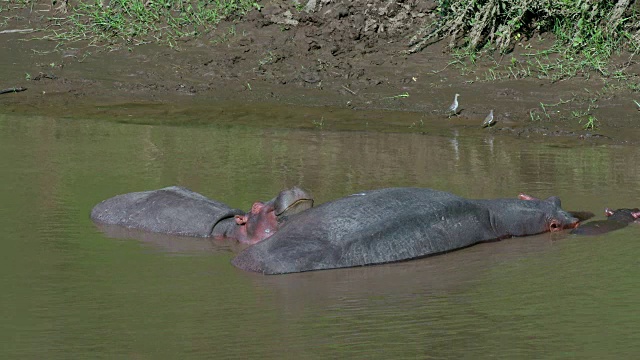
[
  {"x1": 91, "y1": 186, "x2": 242, "y2": 237},
  {"x1": 232, "y1": 188, "x2": 578, "y2": 274}
]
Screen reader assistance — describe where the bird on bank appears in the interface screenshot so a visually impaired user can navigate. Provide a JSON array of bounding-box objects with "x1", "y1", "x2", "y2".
[
  {"x1": 447, "y1": 93, "x2": 460, "y2": 118},
  {"x1": 482, "y1": 109, "x2": 495, "y2": 128}
]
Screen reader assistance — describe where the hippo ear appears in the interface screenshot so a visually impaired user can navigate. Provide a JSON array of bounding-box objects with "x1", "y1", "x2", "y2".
[
  {"x1": 235, "y1": 214, "x2": 248, "y2": 225},
  {"x1": 273, "y1": 187, "x2": 314, "y2": 216},
  {"x1": 518, "y1": 193, "x2": 538, "y2": 201},
  {"x1": 605, "y1": 208, "x2": 615, "y2": 217},
  {"x1": 545, "y1": 196, "x2": 561, "y2": 208},
  {"x1": 250, "y1": 202, "x2": 266, "y2": 214}
]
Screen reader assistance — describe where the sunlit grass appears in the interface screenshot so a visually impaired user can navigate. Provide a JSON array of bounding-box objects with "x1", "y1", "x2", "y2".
[
  {"x1": 411, "y1": 0, "x2": 639, "y2": 81},
  {"x1": 411, "y1": 0, "x2": 639, "y2": 127},
  {"x1": 17, "y1": 0, "x2": 261, "y2": 46}
]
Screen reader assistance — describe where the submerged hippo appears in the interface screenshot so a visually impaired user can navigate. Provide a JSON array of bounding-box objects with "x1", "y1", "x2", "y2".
[
  {"x1": 90, "y1": 186, "x2": 313, "y2": 244},
  {"x1": 571, "y1": 208, "x2": 640, "y2": 236},
  {"x1": 232, "y1": 188, "x2": 580, "y2": 274}
]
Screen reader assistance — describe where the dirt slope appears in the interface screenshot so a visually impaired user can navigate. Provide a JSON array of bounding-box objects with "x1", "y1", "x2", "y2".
[{"x1": 1, "y1": 1, "x2": 639, "y2": 142}]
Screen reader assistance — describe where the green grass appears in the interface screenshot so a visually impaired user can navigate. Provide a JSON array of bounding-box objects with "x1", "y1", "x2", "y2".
[
  {"x1": 411, "y1": 0, "x2": 638, "y2": 54},
  {"x1": 20, "y1": 0, "x2": 261, "y2": 46},
  {"x1": 384, "y1": 92, "x2": 410, "y2": 100},
  {"x1": 411, "y1": 0, "x2": 639, "y2": 81},
  {"x1": 411, "y1": 0, "x2": 639, "y2": 128},
  {"x1": 527, "y1": 91, "x2": 603, "y2": 130}
]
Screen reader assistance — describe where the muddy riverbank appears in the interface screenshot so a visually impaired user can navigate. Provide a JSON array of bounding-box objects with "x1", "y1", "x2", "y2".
[{"x1": 1, "y1": 1, "x2": 639, "y2": 143}]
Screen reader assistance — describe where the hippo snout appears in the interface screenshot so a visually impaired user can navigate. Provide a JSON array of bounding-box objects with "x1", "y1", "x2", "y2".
[
  {"x1": 568, "y1": 217, "x2": 580, "y2": 229},
  {"x1": 551, "y1": 213, "x2": 580, "y2": 232},
  {"x1": 565, "y1": 216, "x2": 581, "y2": 230}
]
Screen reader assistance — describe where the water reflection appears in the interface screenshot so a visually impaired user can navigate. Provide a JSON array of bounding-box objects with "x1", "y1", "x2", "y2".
[
  {"x1": 1, "y1": 111, "x2": 639, "y2": 358},
  {"x1": 250, "y1": 233, "x2": 561, "y2": 309}
]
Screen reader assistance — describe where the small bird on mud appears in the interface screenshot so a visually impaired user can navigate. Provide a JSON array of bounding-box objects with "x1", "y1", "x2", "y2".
[
  {"x1": 634, "y1": 100, "x2": 640, "y2": 111},
  {"x1": 482, "y1": 109, "x2": 495, "y2": 128},
  {"x1": 447, "y1": 93, "x2": 460, "y2": 118}
]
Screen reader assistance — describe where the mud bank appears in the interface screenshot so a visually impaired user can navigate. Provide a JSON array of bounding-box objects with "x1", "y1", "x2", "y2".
[{"x1": 1, "y1": 1, "x2": 639, "y2": 143}]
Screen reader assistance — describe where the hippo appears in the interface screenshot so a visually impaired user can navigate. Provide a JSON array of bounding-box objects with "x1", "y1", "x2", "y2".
[
  {"x1": 232, "y1": 188, "x2": 580, "y2": 274},
  {"x1": 571, "y1": 208, "x2": 640, "y2": 236},
  {"x1": 90, "y1": 186, "x2": 313, "y2": 244}
]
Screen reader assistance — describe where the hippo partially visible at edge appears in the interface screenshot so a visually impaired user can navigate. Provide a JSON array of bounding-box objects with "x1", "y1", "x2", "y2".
[
  {"x1": 90, "y1": 186, "x2": 313, "y2": 244},
  {"x1": 571, "y1": 208, "x2": 640, "y2": 236},
  {"x1": 232, "y1": 188, "x2": 580, "y2": 274}
]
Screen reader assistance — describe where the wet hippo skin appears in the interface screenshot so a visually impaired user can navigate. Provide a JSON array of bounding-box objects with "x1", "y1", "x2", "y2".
[
  {"x1": 571, "y1": 208, "x2": 640, "y2": 236},
  {"x1": 91, "y1": 186, "x2": 313, "y2": 244},
  {"x1": 233, "y1": 188, "x2": 579, "y2": 274}
]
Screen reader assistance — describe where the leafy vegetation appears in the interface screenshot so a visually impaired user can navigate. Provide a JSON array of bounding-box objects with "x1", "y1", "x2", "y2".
[
  {"x1": 410, "y1": 0, "x2": 638, "y2": 54},
  {"x1": 409, "y1": 0, "x2": 639, "y2": 128},
  {"x1": 410, "y1": 0, "x2": 639, "y2": 80}
]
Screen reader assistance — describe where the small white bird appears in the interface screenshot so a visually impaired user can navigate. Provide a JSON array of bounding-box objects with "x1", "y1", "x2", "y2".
[
  {"x1": 447, "y1": 93, "x2": 460, "y2": 117},
  {"x1": 482, "y1": 109, "x2": 495, "y2": 128}
]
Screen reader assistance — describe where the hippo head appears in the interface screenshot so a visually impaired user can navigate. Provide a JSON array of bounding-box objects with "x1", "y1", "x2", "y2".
[
  {"x1": 604, "y1": 208, "x2": 640, "y2": 223},
  {"x1": 232, "y1": 187, "x2": 313, "y2": 244},
  {"x1": 510, "y1": 193, "x2": 580, "y2": 234}
]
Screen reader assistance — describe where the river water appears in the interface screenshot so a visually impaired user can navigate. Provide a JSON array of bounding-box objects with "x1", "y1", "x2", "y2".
[{"x1": 1, "y1": 103, "x2": 639, "y2": 358}]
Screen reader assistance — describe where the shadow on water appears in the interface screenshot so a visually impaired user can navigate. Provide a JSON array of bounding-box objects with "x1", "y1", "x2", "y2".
[{"x1": 1, "y1": 105, "x2": 639, "y2": 358}]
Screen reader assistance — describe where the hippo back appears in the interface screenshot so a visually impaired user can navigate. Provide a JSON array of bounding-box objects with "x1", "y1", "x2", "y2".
[
  {"x1": 232, "y1": 188, "x2": 500, "y2": 274},
  {"x1": 91, "y1": 186, "x2": 243, "y2": 237}
]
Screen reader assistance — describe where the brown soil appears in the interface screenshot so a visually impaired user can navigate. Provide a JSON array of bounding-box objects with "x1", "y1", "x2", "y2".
[{"x1": 1, "y1": 1, "x2": 639, "y2": 143}]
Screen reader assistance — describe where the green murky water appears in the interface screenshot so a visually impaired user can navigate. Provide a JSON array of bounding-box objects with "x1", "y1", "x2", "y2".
[{"x1": 1, "y1": 106, "x2": 639, "y2": 358}]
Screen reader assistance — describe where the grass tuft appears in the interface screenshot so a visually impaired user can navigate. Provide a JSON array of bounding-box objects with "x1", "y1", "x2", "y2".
[{"x1": 18, "y1": 0, "x2": 261, "y2": 47}]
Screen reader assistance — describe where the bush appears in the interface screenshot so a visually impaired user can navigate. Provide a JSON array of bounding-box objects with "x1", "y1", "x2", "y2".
[{"x1": 409, "y1": 0, "x2": 639, "y2": 54}]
